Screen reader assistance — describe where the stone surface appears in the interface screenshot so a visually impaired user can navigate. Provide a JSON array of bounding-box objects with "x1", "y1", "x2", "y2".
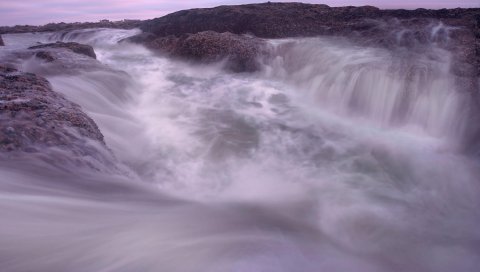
[
  {"x1": 0, "y1": 65, "x2": 113, "y2": 170},
  {"x1": 0, "y1": 19, "x2": 141, "y2": 34},
  {"x1": 140, "y1": 3, "x2": 477, "y2": 39},
  {"x1": 147, "y1": 31, "x2": 269, "y2": 72},
  {"x1": 29, "y1": 42, "x2": 97, "y2": 59},
  {"x1": 139, "y1": 3, "x2": 479, "y2": 76}
]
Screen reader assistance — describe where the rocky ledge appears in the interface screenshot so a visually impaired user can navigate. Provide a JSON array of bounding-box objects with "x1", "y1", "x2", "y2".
[
  {"x1": 29, "y1": 42, "x2": 97, "y2": 60},
  {"x1": 142, "y1": 31, "x2": 269, "y2": 72},
  {"x1": 0, "y1": 19, "x2": 141, "y2": 35},
  {"x1": 131, "y1": 3, "x2": 479, "y2": 76},
  {"x1": 0, "y1": 65, "x2": 114, "y2": 171},
  {"x1": 140, "y1": 3, "x2": 479, "y2": 39}
]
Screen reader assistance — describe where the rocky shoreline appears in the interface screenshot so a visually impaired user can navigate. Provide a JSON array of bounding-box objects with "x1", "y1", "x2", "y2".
[
  {"x1": 1, "y1": 3, "x2": 478, "y2": 77},
  {"x1": 1, "y1": 2, "x2": 480, "y2": 160},
  {"x1": 140, "y1": 4, "x2": 479, "y2": 39},
  {"x1": 134, "y1": 3, "x2": 480, "y2": 152},
  {"x1": 0, "y1": 39, "x2": 120, "y2": 171},
  {"x1": 0, "y1": 19, "x2": 141, "y2": 35},
  {"x1": 136, "y1": 3, "x2": 479, "y2": 77}
]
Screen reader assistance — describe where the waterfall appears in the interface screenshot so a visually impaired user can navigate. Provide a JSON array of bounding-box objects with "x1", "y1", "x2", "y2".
[{"x1": 0, "y1": 27, "x2": 479, "y2": 272}]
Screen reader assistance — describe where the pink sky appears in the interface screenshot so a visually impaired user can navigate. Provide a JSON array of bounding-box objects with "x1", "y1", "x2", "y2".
[{"x1": 1, "y1": 0, "x2": 478, "y2": 26}]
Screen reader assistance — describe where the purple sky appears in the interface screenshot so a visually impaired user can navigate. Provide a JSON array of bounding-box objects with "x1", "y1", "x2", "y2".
[{"x1": 1, "y1": 0, "x2": 478, "y2": 26}]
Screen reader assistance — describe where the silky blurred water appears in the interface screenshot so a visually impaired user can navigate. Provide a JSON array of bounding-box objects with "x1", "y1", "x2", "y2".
[{"x1": 0, "y1": 28, "x2": 479, "y2": 272}]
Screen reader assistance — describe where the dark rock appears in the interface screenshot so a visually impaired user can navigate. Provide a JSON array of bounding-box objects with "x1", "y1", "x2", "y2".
[
  {"x1": 29, "y1": 42, "x2": 97, "y2": 59},
  {"x1": 0, "y1": 19, "x2": 141, "y2": 34},
  {"x1": 148, "y1": 31, "x2": 269, "y2": 72},
  {"x1": 0, "y1": 35, "x2": 4, "y2": 46},
  {"x1": 120, "y1": 32, "x2": 156, "y2": 44},
  {"x1": 140, "y1": 3, "x2": 381, "y2": 38},
  {"x1": 138, "y1": 3, "x2": 479, "y2": 76},
  {"x1": 34, "y1": 51, "x2": 56, "y2": 62},
  {"x1": 0, "y1": 65, "x2": 114, "y2": 171},
  {"x1": 140, "y1": 3, "x2": 479, "y2": 39}
]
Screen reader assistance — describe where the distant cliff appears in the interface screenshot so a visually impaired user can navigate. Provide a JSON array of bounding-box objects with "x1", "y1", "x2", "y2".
[{"x1": 0, "y1": 19, "x2": 141, "y2": 34}]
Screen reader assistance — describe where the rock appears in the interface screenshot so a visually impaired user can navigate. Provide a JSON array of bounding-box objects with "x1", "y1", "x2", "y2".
[
  {"x1": 0, "y1": 35, "x2": 4, "y2": 46},
  {"x1": 0, "y1": 65, "x2": 114, "y2": 171},
  {"x1": 120, "y1": 32, "x2": 156, "y2": 44},
  {"x1": 140, "y1": 3, "x2": 479, "y2": 39},
  {"x1": 148, "y1": 31, "x2": 269, "y2": 72},
  {"x1": 138, "y1": 3, "x2": 479, "y2": 76},
  {"x1": 140, "y1": 3, "x2": 381, "y2": 38},
  {"x1": 34, "y1": 51, "x2": 56, "y2": 62},
  {"x1": 29, "y1": 42, "x2": 97, "y2": 59},
  {"x1": 0, "y1": 19, "x2": 141, "y2": 35}
]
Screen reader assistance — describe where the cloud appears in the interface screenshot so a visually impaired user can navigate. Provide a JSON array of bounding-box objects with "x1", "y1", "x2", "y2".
[{"x1": 0, "y1": 0, "x2": 478, "y2": 26}]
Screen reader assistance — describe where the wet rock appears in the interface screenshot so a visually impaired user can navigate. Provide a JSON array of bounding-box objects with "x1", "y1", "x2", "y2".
[
  {"x1": 0, "y1": 35, "x2": 4, "y2": 46},
  {"x1": 147, "y1": 31, "x2": 269, "y2": 72},
  {"x1": 29, "y1": 42, "x2": 97, "y2": 59},
  {"x1": 34, "y1": 51, "x2": 56, "y2": 62},
  {"x1": 140, "y1": 3, "x2": 381, "y2": 38},
  {"x1": 120, "y1": 32, "x2": 156, "y2": 44},
  {"x1": 0, "y1": 65, "x2": 114, "y2": 171},
  {"x1": 139, "y1": 3, "x2": 479, "y2": 77},
  {"x1": 140, "y1": 3, "x2": 478, "y2": 39}
]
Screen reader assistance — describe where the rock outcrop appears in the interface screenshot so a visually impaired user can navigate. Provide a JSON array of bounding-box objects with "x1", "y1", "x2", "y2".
[
  {"x1": 134, "y1": 2, "x2": 480, "y2": 152},
  {"x1": 0, "y1": 65, "x2": 113, "y2": 170},
  {"x1": 0, "y1": 35, "x2": 4, "y2": 46},
  {"x1": 0, "y1": 19, "x2": 141, "y2": 35},
  {"x1": 147, "y1": 31, "x2": 269, "y2": 72},
  {"x1": 140, "y1": 3, "x2": 478, "y2": 38},
  {"x1": 133, "y1": 3, "x2": 480, "y2": 77},
  {"x1": 29, "y1": 42, "x2": 97, "y2": 59}
]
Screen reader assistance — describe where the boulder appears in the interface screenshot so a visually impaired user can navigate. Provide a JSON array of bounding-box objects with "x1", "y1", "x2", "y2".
[
  {"x1": 0, "y1": 65, "x2": 113, "y2": 170},
  {"x1": 147, "y1": 31, "x2": 269, "y2": 72},
  {"x1": 29, "y1": 42, "x2": 97, "y2": 59}
]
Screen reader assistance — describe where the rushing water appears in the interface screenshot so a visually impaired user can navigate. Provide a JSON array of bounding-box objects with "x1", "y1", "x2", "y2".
[{"x1": 0, "y1": 28, "x2": 479, "y2": 272}]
